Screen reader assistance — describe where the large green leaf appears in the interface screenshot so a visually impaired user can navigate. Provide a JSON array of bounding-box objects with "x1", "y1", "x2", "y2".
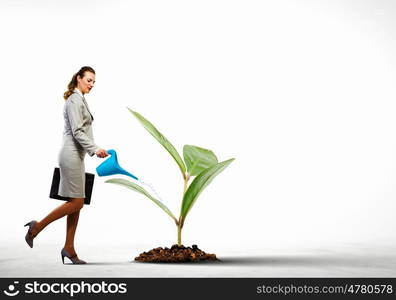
[
  {"x1": 127, "y1": 108, "x2": 186, "y2": 177},
  {"x1": 183, "y1": 145, "x2": 218, "y2": 176},
  {"x1": 106, "y1": 178, "x2": 177, "y2": 222},
  {"x1": 180, "y1": 158, "x2": 235, "y2": 221}
]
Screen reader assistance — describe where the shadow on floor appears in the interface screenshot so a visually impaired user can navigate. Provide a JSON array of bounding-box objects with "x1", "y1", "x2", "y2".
[
  {"x1": 126, "y1": 255, "x2": 356, "y2": 266},
  {"x1": 82, "y1": 262, "x2": 132, "y2": 266},
  {"x1": 215, "y1": 255, "x2": 380, "y2": 267}
]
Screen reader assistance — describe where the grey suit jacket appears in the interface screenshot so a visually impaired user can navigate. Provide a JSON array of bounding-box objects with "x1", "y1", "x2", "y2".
[{"x1": 62, "y1": 91, "x2": 99, "y2": 156}]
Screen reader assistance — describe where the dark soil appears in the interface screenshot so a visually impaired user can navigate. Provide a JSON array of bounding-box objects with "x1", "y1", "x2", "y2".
[{"x1": 135, "y1": 244, "x2": 218, "y2": 263}]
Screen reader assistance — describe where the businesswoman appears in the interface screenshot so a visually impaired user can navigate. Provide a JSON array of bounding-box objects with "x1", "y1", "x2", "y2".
[{"x1": 24, "y1": 66, "x2": 108, "y2": 264}]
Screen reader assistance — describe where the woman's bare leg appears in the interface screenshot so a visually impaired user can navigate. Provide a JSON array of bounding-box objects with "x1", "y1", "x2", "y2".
[
  {"x1": 63, "y1": 209, "x2": 81, "y2": 257},
  {"x1": 31, "y1": 198, "x2": 84, "y2": 237}
]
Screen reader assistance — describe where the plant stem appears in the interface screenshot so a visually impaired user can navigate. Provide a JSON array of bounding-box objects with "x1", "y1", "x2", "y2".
[
  {"x1": 183, "y1": 178, "x2": 188, "y2": 195},
  {"x1": 177, "y1": 220, "x2": 182, "y2": 246},
  {"x1": 177, "y1": 175, "x2": 189, "y2": 246}
]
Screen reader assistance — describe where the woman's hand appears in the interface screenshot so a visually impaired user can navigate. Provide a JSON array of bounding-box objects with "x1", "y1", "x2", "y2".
[{"x1": 95, "y1": 149, "x2": 109, "y2": 158}]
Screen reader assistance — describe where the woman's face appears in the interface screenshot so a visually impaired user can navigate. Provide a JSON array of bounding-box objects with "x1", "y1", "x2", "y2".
[{"x1": 77, "y1": 71, "x2": 96, "y2": 94}]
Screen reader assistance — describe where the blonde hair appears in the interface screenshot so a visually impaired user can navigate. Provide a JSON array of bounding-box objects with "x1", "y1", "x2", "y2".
[{"x1": 63, "y1": 66, "x2": 95, "y2": 100}]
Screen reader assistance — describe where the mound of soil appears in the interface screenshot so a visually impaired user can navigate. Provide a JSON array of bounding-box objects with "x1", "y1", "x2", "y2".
[{"x1": 135, "y1": 244, "x2": 218, "y2": 263}]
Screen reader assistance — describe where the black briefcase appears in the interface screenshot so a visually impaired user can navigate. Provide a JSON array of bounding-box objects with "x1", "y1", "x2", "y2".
[{"x1": 49, "y1": 167, "x2": 94, "y2": 205}]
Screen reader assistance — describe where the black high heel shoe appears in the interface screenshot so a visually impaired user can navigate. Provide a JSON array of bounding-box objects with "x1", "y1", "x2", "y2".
[
  {"x1": 24, "y1": 220, "x2": 38, "y2": 248},
  {"x1": 61, "y1": 248, "x2": 87, "y2": 264}
]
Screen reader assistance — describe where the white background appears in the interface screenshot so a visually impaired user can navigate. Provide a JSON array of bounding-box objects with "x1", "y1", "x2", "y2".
[{"x1": 1, "y1": 0, "x2": 396, "y2": 253}]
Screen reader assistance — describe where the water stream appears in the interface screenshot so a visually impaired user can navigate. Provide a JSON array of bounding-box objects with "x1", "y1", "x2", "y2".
[{"x1": 138, "y1": 178, "x2": 166, "y2": 204}]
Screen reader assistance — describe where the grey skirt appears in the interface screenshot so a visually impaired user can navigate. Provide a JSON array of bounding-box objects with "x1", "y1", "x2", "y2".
[{"x1": 58, "y1": 138, "x2": 87, "y2": 198}]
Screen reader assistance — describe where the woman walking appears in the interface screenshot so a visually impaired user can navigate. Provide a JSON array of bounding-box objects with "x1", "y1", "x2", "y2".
[{"x1": 24, "y1": 66, "x2": 108, "y2": 264}]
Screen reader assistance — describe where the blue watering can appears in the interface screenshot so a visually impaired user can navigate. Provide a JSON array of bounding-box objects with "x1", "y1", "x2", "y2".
[{"x1": 96, "y1": 149, "x2": 138, "y2": 180}]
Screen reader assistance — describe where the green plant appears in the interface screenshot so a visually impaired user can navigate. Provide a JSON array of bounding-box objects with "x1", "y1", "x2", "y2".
[{"x1": 106, "y1": 109, "x2": 235, "y2": 246}]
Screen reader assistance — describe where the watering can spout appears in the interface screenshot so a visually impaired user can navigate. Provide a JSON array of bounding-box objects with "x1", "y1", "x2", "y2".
[{"x1": 96, "y1": 149, "x2": 138, "y2": 180}]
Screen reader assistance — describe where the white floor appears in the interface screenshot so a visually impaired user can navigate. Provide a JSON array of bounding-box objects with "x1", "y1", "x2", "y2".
[{"x1": 1, "y1": 241, "x2": 395, "y2": 277}]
